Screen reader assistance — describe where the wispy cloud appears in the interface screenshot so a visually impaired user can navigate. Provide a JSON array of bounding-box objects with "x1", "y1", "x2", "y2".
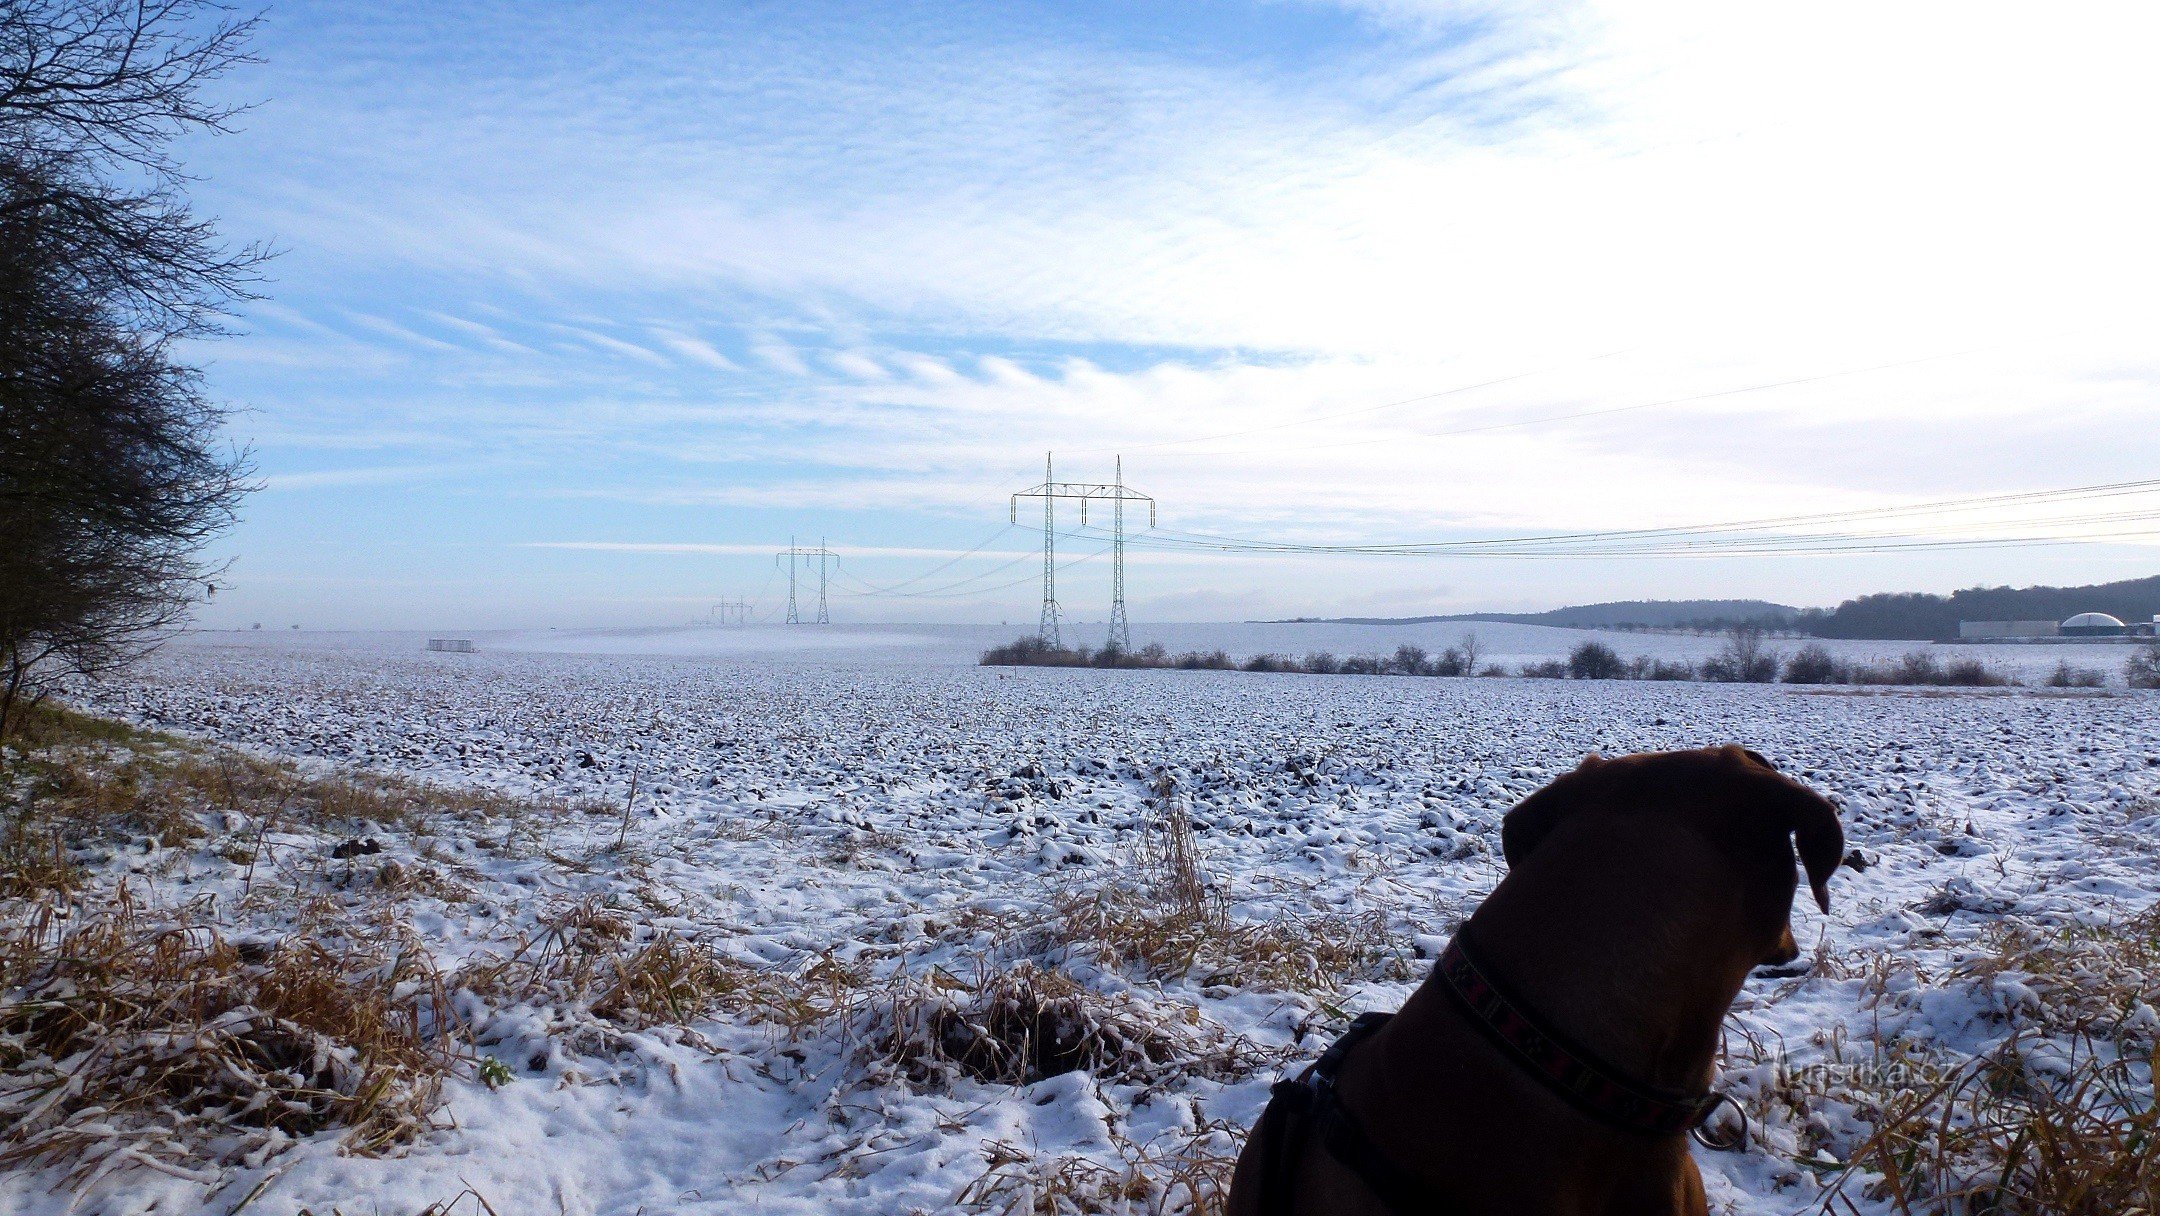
[
  {"x1": 191, "y1": 0, "x2": 2160, "y2": 626},
  {"x1": 260, "y1": 463, "x2": 466, "y2": 491}
]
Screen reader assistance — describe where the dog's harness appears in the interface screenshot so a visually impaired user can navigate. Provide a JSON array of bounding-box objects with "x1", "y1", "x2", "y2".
[{"x1": 1252, "y1": 926, "x2": 1746, "y2": 1215}]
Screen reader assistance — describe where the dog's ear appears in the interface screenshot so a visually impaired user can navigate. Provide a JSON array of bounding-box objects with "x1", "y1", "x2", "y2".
[
  {"x1": 1720, "y1": 746, "x2": 1842, "y2": 912},
  {"x1": 1501, "y1": 754, "x2": 1603, "y2": 868},
  {"x1": 1785, "y1": 786, "x2": 1844, "y2": 914}
]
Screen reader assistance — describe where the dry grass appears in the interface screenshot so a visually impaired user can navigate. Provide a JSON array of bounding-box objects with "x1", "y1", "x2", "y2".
[
  {"x1": 955, "y1": 1123, "x2": 1241, "y2": 1215},
  {"x1": 1825, "y1": 1035, "x2": 2158, "y2": 1215},
  {"x1": 1728, "y1": 906, "x2": 2160, "y2": 1214},
  {"x1": 0, "y1": 888, "x2": 460, "y2": 1180},
  {"x1": 849, "y1": 961, "x2": 1261, "y2": 1090},
  {"x1": 460, "y1": 897, "x2": 754, "y2": 1031},
  {"x1": 1054, "y1": 888, "x2": 1410, "y2": 995},
  {"x1": 1956, "y1": 906, "x2": 2160, "y2": 1042},
  {"x1": 2, "y1": 701, "x2": 565, "y2": 905},
  {"x1": 1053, "y1": 780, "x2": 1412, "y2": 995}
]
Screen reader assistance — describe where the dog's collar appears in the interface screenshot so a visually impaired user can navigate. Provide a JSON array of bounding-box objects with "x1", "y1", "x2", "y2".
[{"x1": 1437, "y1": 926, "x2": 1735, "y2": 1140}]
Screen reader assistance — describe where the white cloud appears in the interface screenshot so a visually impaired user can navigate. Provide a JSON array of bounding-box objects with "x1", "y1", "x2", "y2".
[
  {"x1": 649, "y1": 330, "x2": 741, "y2": 371},
  {"x1": 202, "y1": 1, "x2": 2160, "y2": 622}
]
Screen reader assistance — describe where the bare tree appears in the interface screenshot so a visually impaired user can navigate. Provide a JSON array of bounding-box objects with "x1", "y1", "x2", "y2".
[
  {"x1": 0, "y1": 0, "x2": 262, "y2": 735},
  {"x1": 1702, "y1": 623, "x2": 1778, "y2": 683},
  {"x1": 1456, "y1": 631, "x2": 1481, "y2": 676}
]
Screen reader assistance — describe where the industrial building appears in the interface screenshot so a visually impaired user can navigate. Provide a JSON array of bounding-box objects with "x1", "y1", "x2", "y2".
[{"x1": 1959, "y1": 613, "x2": 2159, "y2": 640}]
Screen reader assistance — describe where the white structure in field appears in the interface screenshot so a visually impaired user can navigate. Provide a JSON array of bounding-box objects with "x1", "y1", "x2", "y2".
[
  {"x1": 1959, "y1": 613, "x2": 2158, "y2": 640},
  {"x1": 426, "y1": 638, "x2": 476, "y2": 653}
]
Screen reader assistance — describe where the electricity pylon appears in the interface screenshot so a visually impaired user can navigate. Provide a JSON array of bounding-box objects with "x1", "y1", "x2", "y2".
[
  {"x1": 1011, "y1": 453, "x2": 1155, "y2": 650},
  {"x1": 709, "y1": 600, "x2": 748, "y2": 626},
  {"x1": 1108, "y1": 456, "x2": 1134, "y2": 651},
  {"x1": 776, "y1": 538, "x2": 838, "y2": 625}
]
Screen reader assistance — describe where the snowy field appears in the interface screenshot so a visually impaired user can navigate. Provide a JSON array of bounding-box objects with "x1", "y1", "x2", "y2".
[
  {"x1": 10, "y1": 628, "x2": 2160, "y2": 1215},
  {"x1": 178, "y1": 620, "x2": 2149, "y2": 682}
]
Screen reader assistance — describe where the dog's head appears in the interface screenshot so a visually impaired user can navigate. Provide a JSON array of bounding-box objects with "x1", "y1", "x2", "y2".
[{"x1": 1500, "y1": 746, "x2": 1844, "y2": 965}]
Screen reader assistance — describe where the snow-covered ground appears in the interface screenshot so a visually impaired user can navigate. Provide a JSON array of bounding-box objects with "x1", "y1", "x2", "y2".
[
  {"x1": 182, "y1": 620, "x2": 2148, "y2": 680},
  {"x1": 12, "y1": 628, "x2": 2160, "y2": 1215}
]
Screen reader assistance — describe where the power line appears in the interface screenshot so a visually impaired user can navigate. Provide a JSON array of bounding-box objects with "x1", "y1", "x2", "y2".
[
  {"x1": 1069, "y1": 477, "x2": 2160, "y2": 559},
  {"x1": 831, "y1": 541, "x2": 1115, "y2": 600},
  {"x1": 834, "y1": 523, "x2": 1020, "y2": 595}
]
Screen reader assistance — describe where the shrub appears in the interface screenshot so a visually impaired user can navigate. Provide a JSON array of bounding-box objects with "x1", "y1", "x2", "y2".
[
  {"x1": 1391, "y1": 644, "x2": 1429, "y2": 676},
  {"x1": 1301, "y1": 651, "x2": 1341, "y2": 675},
  {"x1": 2046, "y1": 660, "x2": 2105, "y2": 688},
  {"x1": 1847, "y1": 651, "x2": 2009, "y2": 687},
  {"x1": 1642, "y1": 658, "x2": 1697, "y2": 681},
  {"x1": 1937, "y1": 657, "x2": 2007, "y2": 687},
  {"x1": 1782, "y1": 644, "x2": 1849, "y2": 685},
  {"x1": 1338, "y1": 654, "x2": 1385, "y2": 676},
  {"x1": 2127, "y1": 643, "x2": 2160, "y2": 690},
  {"x1": 1518, "y1": 660, "x2": 1568, "y2": 679},
  {"x1": 1566, "y1": 641, "x2": 1626, "y2": 680},
  {"x1": 1429, "y1": 647, "x2": 1468, "y2": 676},
  {"x1": 1701, "y1": 625, "x2": 1779, "y2": 682},
  {"x1": 981, "y1": 636, "x2": 1087, "y2": 667},
  {"x1": 1242, "y1": 654, "x2": 1289, "y2": 673}
]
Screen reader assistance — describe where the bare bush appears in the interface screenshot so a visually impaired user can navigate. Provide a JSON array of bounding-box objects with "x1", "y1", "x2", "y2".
[
  {"x1": 2126, "y1": 643, "x2": 2160, "y2": 690},
  {"x1": 1782, "y1": 643, "x2": 1849, "y2": 685},
  {"x1": 1566, "y1": 640, "x2": 1625, "y2": 679},
  {"x1": 2046, "y1": 660, "x2": 2106, "y2": 689},
  {"x1": 1701, "y1": 624, "x2": 1779, "y2": 683}
]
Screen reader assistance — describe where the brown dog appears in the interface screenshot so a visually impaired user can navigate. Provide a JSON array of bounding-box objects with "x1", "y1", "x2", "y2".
[{"x1": 1228, "y1": 745, "x2": 1844, "y2": 1216}]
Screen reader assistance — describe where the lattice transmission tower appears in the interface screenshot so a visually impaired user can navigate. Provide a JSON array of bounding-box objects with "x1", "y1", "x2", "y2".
[
  {"x1": 1011, "y1": 453, "x2": 1155, "y2": 650},
  {"x1": 776, "y1": 537, "x2": 838, "y2": 625}
]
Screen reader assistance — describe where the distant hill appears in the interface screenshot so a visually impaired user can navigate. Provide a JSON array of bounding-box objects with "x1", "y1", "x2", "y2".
[
  {"x1": 1273, "y1": 576, "x2": 2160, "y2": 641},
  {"x1": 1802, "y1": 574, "x2": 2160, "y2": 640},
  {"x1": 1274, "y1": 599, "x2": 1800, "y2": 631}
]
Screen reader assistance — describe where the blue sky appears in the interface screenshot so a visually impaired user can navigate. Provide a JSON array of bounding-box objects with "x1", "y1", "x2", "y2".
[{"x1": 180, "y1": 0, "x2": 2160, "y2": 629}]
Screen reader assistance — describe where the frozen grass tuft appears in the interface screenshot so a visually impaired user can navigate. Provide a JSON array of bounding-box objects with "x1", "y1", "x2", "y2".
[
  {"x1": 0, "y1": 889, "x2": 459, "y2": 1180},
  {"x1": 1051, "y1": 777, "x2": 1411, "y2": 995},
  {"x1": 462, "y1": 896, "x2": 754, "y2": 1031},
  {"x1": 956, "y1": 1123, "x2": 1240, "y2": 1215},
  {"x1": 849, "y1": 961, "x2": 1261, "y2": 1090},
  {"x1": 1730, "y1": 905, "x2": 2160, "y2": 1214}
]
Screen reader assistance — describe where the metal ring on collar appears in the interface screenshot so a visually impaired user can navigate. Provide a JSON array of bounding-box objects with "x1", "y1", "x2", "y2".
[{"x1": 1689, "y1": 1091, "x2": 1749, "y2": 1152}]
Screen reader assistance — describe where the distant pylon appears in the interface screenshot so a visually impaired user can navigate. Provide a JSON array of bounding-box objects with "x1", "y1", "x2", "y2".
[
  {"x1": 817, "y1": 536, "x2": 831, "y2": 625},
  {"x1": 785, "y1": 533, "x2": 799, "y2": 624},
  {"x1": 1011, "y1": 455, "x2": 1154, "y2": 652},
  {"x1": 1038, "y1": 454, "x2": 1061, "y2": 645},
  {"x1": 776, "y1": 538, "x2": 840, "y2": 625},
  {"x1": 1109, "y1": 456, "x2": 1131, "y2": 651}
]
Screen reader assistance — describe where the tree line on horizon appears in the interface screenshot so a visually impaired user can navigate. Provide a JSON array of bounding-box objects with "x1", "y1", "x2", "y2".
[
  {"x1": 1310, "y1": 575, "x2": 2160, "y2": 642},
  {"x1": 984, "y1": 629, "x2": 2160, "y2": 689}
]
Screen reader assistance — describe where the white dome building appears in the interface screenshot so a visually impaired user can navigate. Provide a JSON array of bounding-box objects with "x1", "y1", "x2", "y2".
[{"x1": 2060, "y1": 612, "x2": 2128, "y2": 637}]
